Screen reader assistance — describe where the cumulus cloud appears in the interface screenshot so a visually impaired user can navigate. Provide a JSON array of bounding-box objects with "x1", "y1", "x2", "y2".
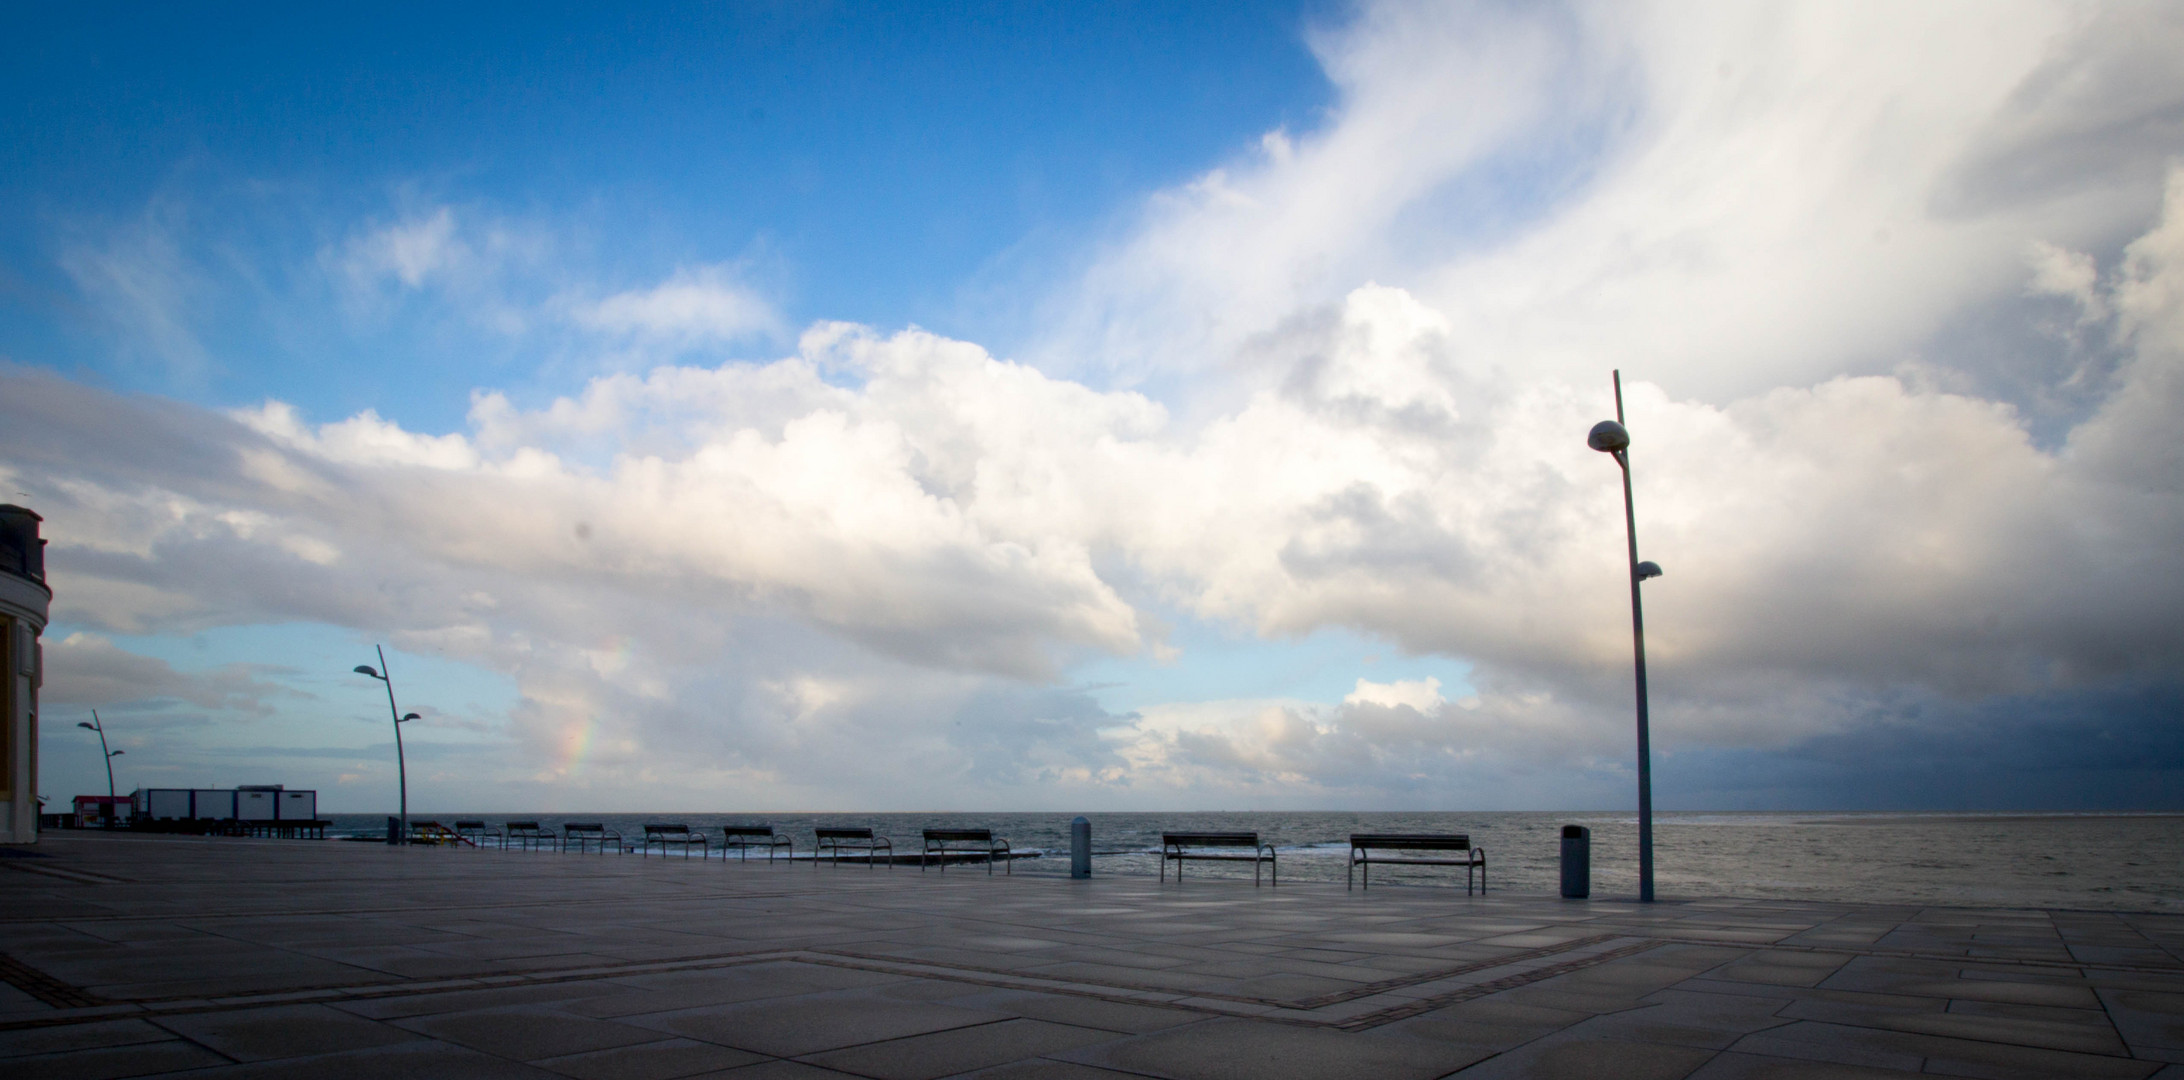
[
  {"x1": 10, "y1": 181, "x2": 2184, "y2": 802},
  {"x1": 11, "y1": 0, "x2": 2184, "y2": 808}
]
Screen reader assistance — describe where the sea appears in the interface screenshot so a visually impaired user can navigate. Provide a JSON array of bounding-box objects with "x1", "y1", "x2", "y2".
[{"x1": 321, "y1": 810, "x2": 2184, "y2": 912}]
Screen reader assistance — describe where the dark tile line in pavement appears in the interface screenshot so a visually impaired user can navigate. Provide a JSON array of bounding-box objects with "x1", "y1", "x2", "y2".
[
  {"x1": 1327, "y1": 939, "x2": 1670, "y2": 1030},
  {"x1": 810, "y1": 933, "x2": 1631, "y2": 1010},
  {"x1": 0, "y1": 952, "x2": 105, "y2": 1007},
  {"x1": 0, "y1": 932, "x2": 1671, "y2": 1046},
  {"x1": 1618, "y1": 932, "x2": 2184, "y2": 976},
  {"x1": 0, "y1": 947, "x2": 812, "y2": 1032},
  {"x1": 794, "y1": 938, "x2": 1675, "y2": 1033},
  {"x1": 0, "y1": 860, "x2": 127, "y2": 884}
]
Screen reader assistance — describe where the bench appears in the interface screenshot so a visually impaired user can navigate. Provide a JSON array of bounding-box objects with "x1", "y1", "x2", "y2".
[
  {"x1": 1348, "y1": 833, "x2": 1486, "y2": 894},
  {"x1": 1161, "y1": 832, "x2": 1277, "y2": 886},
  {"x1": 921, "y1": 829, "x2": 1011, "y2": 874},
  {"x1": 641, "y1": 823, "x2": 708, "y2": 859},
  {"x1": 721, "y1": 825, "x2": 793, "y2": 862},
  {"x1": 453, "y1": 820, "x2": 497, "y2": 848},
  {"x1": 814, "y1": 827, "x2": 893, "y2": 868},
  {"x1": 504, "y1": 821, "x2": 555, "y2": 852},
  {"x1": 562, "y1": 822, "x2": 623, "y2": 855}
]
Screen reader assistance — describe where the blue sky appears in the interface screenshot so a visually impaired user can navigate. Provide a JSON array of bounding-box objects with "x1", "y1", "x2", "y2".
[
  {"x1": 7, "y1": 1, "x2": 2183, "y2": 813},
  {"x1": 5, "y1": 2, "x2": 1331, "y2": 427}
]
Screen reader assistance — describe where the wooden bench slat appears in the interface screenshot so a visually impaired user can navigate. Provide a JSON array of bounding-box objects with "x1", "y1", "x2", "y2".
[
  {"x1": 920, "y1": 828, "x2": 1010, "y2": 875},
  {"x1": 560, "y1": 822, "x2": 623, "y2": 856},
  {"x1": 1351, "y1": 833, "x2": 1472, "y2": 849},
  {"x1": 814, "y1": 827, "x2": 892, "y2": 869},
  {"x1": 718, "y1": 825, "x2": 792, "y2": 863},
  {"x1": 1348, "y1": 832, "x2": 1486, "y2": 894},
  {"x1": 1161, "y1": 831, "x2": 1276, "y2": 886}
]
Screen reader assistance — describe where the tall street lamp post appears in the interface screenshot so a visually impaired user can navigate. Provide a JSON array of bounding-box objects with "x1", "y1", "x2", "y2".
[
  {"x1": 1588, "y1": 370, "x2": 1664, "y2": 903},
  {"x1": 76, "y1": 710, "x2": 123, "y2": 798},
  {"x1": 352, "y1": 645, "x2": 420, "y2": 845}
]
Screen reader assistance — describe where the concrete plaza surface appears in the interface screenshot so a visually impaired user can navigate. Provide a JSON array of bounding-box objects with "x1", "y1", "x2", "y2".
[{"x1": 1, "y1": 834, "x2": 2181, "y2": 1080}]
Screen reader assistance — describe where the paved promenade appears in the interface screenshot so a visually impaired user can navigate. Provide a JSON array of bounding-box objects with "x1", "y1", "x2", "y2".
[{"x1": 1, "y1": 833, "x2": 2180, "y2": 1079}]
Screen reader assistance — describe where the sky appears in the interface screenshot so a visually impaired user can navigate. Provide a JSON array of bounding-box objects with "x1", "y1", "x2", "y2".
[{"x1": 6, "y1": 0, "x2": 2182, "y2": 814}]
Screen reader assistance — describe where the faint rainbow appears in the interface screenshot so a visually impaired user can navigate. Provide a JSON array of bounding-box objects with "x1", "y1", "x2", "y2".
[{"x1": 559, "y1": 636, "x2": 636, "y2": 774}]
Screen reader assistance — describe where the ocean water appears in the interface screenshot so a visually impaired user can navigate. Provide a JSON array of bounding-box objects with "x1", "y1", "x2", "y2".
[{"x1": 322, "y1": 810, "x2": 2184, "y2": 912}]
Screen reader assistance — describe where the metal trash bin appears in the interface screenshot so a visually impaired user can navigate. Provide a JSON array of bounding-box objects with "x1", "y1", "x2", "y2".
[
  {"x1": 1070, "y1": 816, "x2": 1092, "y2": 879},
  {"x1": 1560, "y1": 825, "x2": 1590, "y2": 898}
]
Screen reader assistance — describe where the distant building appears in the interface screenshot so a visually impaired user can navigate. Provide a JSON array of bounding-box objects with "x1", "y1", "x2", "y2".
[
  {"x1": 73, "y1": 795, "x2": 133, "y2": 828},
  {"x1": 0, "y1": 505, "x2": 48, "y2": 844}
]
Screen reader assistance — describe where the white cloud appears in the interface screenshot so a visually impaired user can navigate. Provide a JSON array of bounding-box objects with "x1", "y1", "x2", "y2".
[
  {"x1": 55, "y1": 204, "x2": 211, "y2": 383},
  {"x1": 1045, "y1": 1, "x2": 2180, "y2": 406},
  {"x1": 1345, "y1": 676, "x2": 1444, "y2": 712},
  {"x1": 327, "y1": 204, "x2": 546, "y2": 335},
  {"x1": 343, "y1": 207, "x2": 461, "y2": 289},
  {"x1": 40, "y1": 632, "x2": 298, "y2": 716},
  {"x1": 12, "y1": 0, "x2": 2184, "y2": 808},
  {"x1": 572, "y1": 264, "x2": 784, "y2": 346},
  {"x1": 12, "y1": 186, "x2": 2183, "y2": 802}
]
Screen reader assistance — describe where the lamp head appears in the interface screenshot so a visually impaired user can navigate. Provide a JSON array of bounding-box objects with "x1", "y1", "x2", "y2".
[
  {"x1": 400, "y1": 712, "x2": 420, "y2": 722},
  {"x1": 78, "y1": 721, "x2": 96, "y2": 730},
  {"x1": 353, "y1": 665, "x2": 381, "y2": 679},
  {"x1": 1636, "y1": 560, "x2": 1663, "y2": 581},
  {"x1": 1587, "y1": 420, "x2": 1630, "y2": 453},
  {"x1": 109, "y1": 749, "x2": 124, "y2": 757}
]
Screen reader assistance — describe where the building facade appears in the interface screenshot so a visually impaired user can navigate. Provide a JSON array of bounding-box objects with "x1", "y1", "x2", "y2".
[{"x1": 0, "y1": 506, "x2": 49, "y2": 844}]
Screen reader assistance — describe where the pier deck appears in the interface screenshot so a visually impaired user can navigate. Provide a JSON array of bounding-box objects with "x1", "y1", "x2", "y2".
[{"x1": 1, "y1": 832, "x2": 2180, "y2": 1079}]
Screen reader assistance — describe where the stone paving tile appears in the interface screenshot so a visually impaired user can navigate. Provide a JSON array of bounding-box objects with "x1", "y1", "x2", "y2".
[
  {"x1": 1708, "y1": 952, "x2": 1854, "y2": 989},
  {"x1": 628, "y1": 990, "x2": 1011, "y2": 1058},
  {"x1": 1430, "y1": 1035, "x2": 1719, "y2": 1080},
  {"x1": 1206, "y1": 973, "x2": 1359, "y2": 999},
  {"x1": 1736, "y1": 1019, "x2": 2159, "y2": 1080},
  {"x1": 1719, "y1": 1026, "x2": 1928, "y2": 1072},
  {"x1": 330, "y1": 980, "x2": 631, "y2": 1020},
  {"x1": 1784, "y1": 994, "x2": 2125, "y2": 1055},
  {"x1": 396, "y1": 1006, "x2": 676, "y2": 1060},
  {"x1": 953, "y1": 1061, "x2": 1161, "y2": 1080},
  {"x1": 531, "y1": 1036, "x2": 767, "y2": 1079},
  {"x1": 1011, "y1": 962, "x2": 1218, "y2": 993},
  {"x1": 1052, "y1": 1017, "x2": 1476, "y2": 1080},
  {"x1": 1490, "y1": 983, "x2": 1653, "y2": 1017},
  {"x1": 804, "y1": 1017, "x2": 1118, "y2": 1080},
  {"x1": 0, "y1": 1038, "x2": 231, "y2": 1080},
  {"x1": 150, "y1": 1002, "x2": 424, "y2": 1061},
  {"x1": 2100, "y1": 987, "x2": 2184, "y2": 1052},
  {"x1": 943, "y1": 989, "x2": 1207, "y2": 1034},
  {"x1": 1684, "y1": 1050, "x2": 1926, "y2": 1078},
  {"x1": 564, "y1": 963, "x2": 911, "y2": 1020},
  {"x1": 1546, "y1": 988, "x2": 1793, "y2": 1050},
  {"x1": 708, "y1": 1061, "x2": 879, "y2": 1080},
  {"x1": 134, "y1": 1040, "x2": 576, "y2": 1079},
  {"x1": 0, "y1": 1016, "x2": 175, "y2": 1057}
]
